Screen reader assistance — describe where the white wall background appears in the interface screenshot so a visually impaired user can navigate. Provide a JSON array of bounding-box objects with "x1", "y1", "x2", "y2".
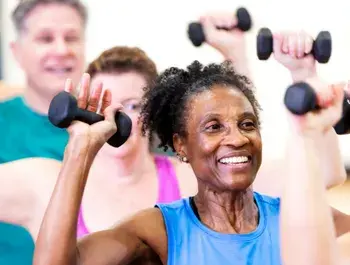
[{"x1": 2, "y1": 0, "x2": 350, "y2": 165}]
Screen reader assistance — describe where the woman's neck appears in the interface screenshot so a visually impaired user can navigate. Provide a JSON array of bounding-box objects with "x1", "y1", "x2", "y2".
[
  {"x1": 194, "y1": 185, "x2": 258, "y2": 234},
  {"x1": 90, "y1": 148, "x2": 156, "y2": 185}
]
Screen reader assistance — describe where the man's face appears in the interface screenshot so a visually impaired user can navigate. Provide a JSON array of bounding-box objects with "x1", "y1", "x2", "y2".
[{"x1": 11, "y1": 3, "x2": 86, "y2": 98}]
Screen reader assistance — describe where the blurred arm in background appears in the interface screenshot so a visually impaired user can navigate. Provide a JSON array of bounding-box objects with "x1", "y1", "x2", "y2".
[{"x1": 198, "y1": 12, "x2": 252, "y2": 79}]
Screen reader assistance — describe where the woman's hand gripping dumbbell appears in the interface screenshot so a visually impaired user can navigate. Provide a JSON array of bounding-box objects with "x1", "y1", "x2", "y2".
[
  {"x1": 284, "y1": 81, "x2": 350, "y2": 134},
  {"x1": 48, "y1": 74, "x2": 132, "y2": 148}
]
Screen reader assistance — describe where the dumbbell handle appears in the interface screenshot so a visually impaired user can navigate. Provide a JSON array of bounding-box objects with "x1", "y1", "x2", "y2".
[
  {"x1": 75, "y1": 108, "x2": 104, "y2": 125},
  {"x1": 73, "y1": 108, "x2": 133, "y2": 147},
  {"x1": 284, "y1": 82, "x2": 350, "y2": 134},
  {"x1": 189, "y1": 21, "x2": 246, "y2": 32}
]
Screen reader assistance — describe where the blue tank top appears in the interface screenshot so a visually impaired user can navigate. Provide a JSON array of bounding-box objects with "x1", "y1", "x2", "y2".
[
  {"x1": 156, "y1": 192, "x2": 281, "y2": 265},
  {"x1": 0, "y1": 96, "x2": 68, "y2": 163}
]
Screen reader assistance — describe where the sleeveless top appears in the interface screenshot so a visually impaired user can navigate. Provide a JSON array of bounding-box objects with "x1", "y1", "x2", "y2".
[
  {"x1": 77, "y1": 155, "x2": 181, "y2": 238},
  {"x1": 156, "y1": 192, "x2": 281, "y2": 265}
]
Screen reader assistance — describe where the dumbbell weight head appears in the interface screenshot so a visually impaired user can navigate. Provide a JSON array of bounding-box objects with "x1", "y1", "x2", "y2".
[
  {"x1": 187, "y1": 7, "x2": 252, "y2": 47},
  {"x1": 188, "y1": 23, "x2": 205, "y2": 47},
  {"x1": 256, "y1": 27, "x2": 273, "y2": 60},
  {"x1": 236, "y1": 7, "x2": 252, "y2": 31},
  {"x1": 48, "y1": 91, "x2": 132, "y2": 147},
  {"x1": 48, "y1": 91, "x2": 81, "y2": 128},
  {"x1": 312, "y1": 31, "x2": 332, "y2": 64},
  {"x1": 334, "y1": 95, "x2": 350, "y2": 134},
  {"x1": 284, "y1": 82, "x2": 350, "y2": 135},
  {"x1": 107, "y1": 112, "x2": 133, "y2": 147},
  {"x1": 284, "y1": 82, "x2": 318, "y2": 115}
]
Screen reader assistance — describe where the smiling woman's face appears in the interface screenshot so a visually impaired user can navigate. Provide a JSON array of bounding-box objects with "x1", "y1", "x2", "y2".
[{"x1": 175, "y1": 84, "x2": 262, "y2": 191}]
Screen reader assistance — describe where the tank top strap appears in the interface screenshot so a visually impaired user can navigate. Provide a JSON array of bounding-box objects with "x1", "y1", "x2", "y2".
[{"x1": 154, "y1": 155, "x2": 181, "y2": 203}]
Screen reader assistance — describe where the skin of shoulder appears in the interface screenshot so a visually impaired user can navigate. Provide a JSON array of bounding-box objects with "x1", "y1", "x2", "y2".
[{"x1": 124, "y1": 207, "x2": 168, "y2": 263}]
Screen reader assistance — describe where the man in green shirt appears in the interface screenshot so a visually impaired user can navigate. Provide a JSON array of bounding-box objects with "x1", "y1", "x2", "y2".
[{"x1": 0, "y1": 1, "x2": 87, "y2": 264}]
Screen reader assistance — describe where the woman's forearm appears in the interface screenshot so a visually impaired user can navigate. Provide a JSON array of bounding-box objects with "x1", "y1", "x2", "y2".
[
  {"x1": 225, "y1": 53, "x2": 252, "y2": 81},
  {"x1": 281, "y1": 133, "x2": 339, "y2": 265},
  {"x1": 33, "y1": 139, "x2": 97, "y2": 265},
  {"x1": 319, "y1": 129, "x2": 346, "y2": 189}
]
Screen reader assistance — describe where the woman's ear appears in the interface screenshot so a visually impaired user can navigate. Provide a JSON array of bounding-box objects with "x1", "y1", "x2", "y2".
[{"x1": 173, "y1": 133, "x2": 189, "y2": 163}]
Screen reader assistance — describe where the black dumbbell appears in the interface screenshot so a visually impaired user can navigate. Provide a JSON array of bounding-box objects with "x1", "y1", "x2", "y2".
[
  {"x1": 188, "y1": 7, "x2": 252, "y2": 47},
  {"x1": 284, "y1": 82, "x2": 350, "y2": 135},
  {"x1": 257, "y1": 28, "x2": 332, "y2": 63},
  {"x1": 48, "y1": 91, "x2": 132, "y2": 147}
]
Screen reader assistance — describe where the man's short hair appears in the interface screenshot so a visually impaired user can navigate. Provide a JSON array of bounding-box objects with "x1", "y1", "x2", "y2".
[{"x1": 12, "y1": 0, "x2": 88, "y2": 32}]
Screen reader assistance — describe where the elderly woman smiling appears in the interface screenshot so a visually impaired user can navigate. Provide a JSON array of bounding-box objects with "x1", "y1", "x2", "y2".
[{"x1": 33, "y1": 59, "x2": 348, "y2": 265}]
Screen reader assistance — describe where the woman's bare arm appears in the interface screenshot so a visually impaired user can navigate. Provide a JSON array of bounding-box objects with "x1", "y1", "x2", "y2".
[
  {"x1": 33, "y1": 139, "x2": 158, "y2": 265},
  {"x1": 319, "y1": 129, "x2": 347, "y2": 189},
  {"x1": 281, "y1": 133, "x2": 340, "y2": 265},
  {"x1": 76, "y1": 208, "x2": 166, "y2": 265},
  {"x1": 0, "y1": 158, "x2": 60, "y2": 238},
  {"x1": 33, "y1": 74, "x2": 167, "y2": 265},
  {"x1": 281, "y1": 79, "x2": 344, "y2": 265}
]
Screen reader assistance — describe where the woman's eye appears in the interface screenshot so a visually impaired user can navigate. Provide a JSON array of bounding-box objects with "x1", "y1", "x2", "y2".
[
  {"x1": 124, "y1": 103, "x2": 141, "y2": 112},
  {"x1": 205, "y1": 123, "x2": 222, "y2": 132},
  {"x1": 241, "y1": 121, "x2": 256, "y2": 130}
]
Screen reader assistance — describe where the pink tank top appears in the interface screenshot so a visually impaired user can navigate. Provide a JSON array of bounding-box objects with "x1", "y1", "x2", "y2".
[{"x1": 77, "y1": 155, "x2": 181, "y2": 238}]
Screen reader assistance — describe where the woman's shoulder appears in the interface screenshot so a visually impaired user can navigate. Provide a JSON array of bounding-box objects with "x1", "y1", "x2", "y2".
[{"x1": 121, "y1": 207, "x2": 167, "y2": 239}]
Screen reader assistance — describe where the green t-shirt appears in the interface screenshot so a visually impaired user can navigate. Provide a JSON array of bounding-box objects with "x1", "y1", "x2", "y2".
[
  {"x1": 0, "y1": 97, "x2": 68, "y2": 163},
  {"x1": 0, "y1": 96, "x2": 68, "y2": 265}
]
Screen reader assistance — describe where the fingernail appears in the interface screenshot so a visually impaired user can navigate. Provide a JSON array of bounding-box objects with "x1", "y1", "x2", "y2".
[
  {"x1": 82, "y1": 73, "x2": 90, "y2": 84},
  {"x1": 65, "y1": 78, "x2": 71, "y2": 87}
]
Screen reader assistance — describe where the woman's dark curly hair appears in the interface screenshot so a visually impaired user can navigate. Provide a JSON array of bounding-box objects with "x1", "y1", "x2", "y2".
[{"x1": 140, "y1": 60, "x2": 262, "y2": 152}]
